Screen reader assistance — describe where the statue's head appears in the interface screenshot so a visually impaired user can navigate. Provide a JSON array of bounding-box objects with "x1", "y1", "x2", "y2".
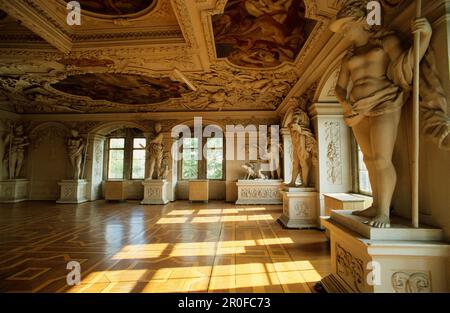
[
  {"x1": 154, "y1": 122, "x2": 162, "y2": 133},
  {"x1": 291, "y1": 107, "x2": 310, "y2": 129},
  {"x1": 70, "y1": 129, "x2": 79, "y2": 137},
  {"x1": 329, "y1": 0, "x2": 373, "y2": 40}
]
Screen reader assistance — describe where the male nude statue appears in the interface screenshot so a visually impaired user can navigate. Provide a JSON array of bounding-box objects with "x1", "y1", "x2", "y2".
[
  {"x1": 8, "y1": 125, "x2": 29, "y2": 179},
  {"x1": 67, "y1": 129, "x2": 85, "y2": 180},
  {"x1": 286, "y1": 107, "x2": 317, "y2": 187},
  {"x1": 146, "y1": 123, "x2": 164, "y2": 179},
  {"x1": 330, "y1": 0, "x2": 432, "y2": 227}
]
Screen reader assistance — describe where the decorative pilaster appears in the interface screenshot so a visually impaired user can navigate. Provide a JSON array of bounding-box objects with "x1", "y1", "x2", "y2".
[
  {"x1": 308, "y1": 103, "x2": 353, "y2": 217},
  {"x1": 280, "y1": 127, "x2": 292, "y2": 184},
  {"x1": 162, "y1": 132, "x2": 178, "y2": 202},
  {"x1": 84, "y1": 134, "x2": 105, "y2": 201}
]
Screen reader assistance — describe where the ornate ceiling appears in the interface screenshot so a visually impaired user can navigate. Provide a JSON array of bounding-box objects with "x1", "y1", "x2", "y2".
[
  {"x1": 212, "y1": 0, "x2": 316, "y2": 68},
  {"x1": 0, "y1": 0, "x2": 352, "y2": 114},
  {"x1": 67, "y1": 0, "x2": 156, "y2": 16}
]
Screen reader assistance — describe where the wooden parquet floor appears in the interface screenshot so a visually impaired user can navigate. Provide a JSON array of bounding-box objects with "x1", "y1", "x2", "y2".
[{"x1": 0, "y1": 200, "x2": 330, "y2": 293}]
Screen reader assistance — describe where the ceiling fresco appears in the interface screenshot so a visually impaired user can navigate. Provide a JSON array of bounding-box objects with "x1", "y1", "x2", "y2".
[
  {"x1": 212, "y1": 0, "x2": 315, "y2": 68},
  {"x1": 0, "y1": 0, "x2": 331, "y2": 114},
  {"x1": 51, "y1": 73, "x2": 191, "y2": 105},
  {"x1": 65, "y1": 0, "x2": 155, "y2": 16}
]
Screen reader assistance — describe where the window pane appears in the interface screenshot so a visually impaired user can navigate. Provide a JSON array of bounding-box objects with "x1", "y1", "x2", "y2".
[
  {"x1": 357, "y1": 146, "x2": 372, "y2": 194},
  {"x1": 108, "y1": 150, "x2": 124, "y2": 179},
  {"x1": 183, "y1": 148, "x2": 198, "y2": 161},
  {"x1": 182, "y1": 159, "x2": 198, "y2": 180},
  {"x1": 207, "y1": 148, "x2": 223, "y2": 179},
  {"x1": 133, "y1": 138, "x2": 146, "y2": 149},
  {"x1": 183, "y1": 138, "x2": 198, "y2": 149},
  {"x1": 132, "y1": 149, "x2": 146, "y2": 179},
  {"x1": 207, "y1": 138, "x2": 223, "y2": 148},
  {"x1": 110, "y1": 138, "x2": 125, "y2": 149}
]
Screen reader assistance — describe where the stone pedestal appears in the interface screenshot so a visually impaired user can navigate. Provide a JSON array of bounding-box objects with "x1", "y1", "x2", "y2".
[
  {"x1": 141, "y1": 179, "x2": 169, "y2": 205},
  {"x1": 0, "y1": 179, "x2": 29, "y2": 203},
  {"x1": 57, "y1": 180, "x2": 88, "y2": 204},
  {"x1": 236, "y1": 179, "x2": 283, "y2": 205},
  {"x1": 319, "y1": 211, "x2": 450, "y2": 293},
  {"x1": 278, "y1": 187, "x2": 319, "y2": 228}
]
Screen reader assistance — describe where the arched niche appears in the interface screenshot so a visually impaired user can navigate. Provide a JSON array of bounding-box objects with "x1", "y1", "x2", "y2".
[
  {"x1": 28, "y1": 122, "x2": 71, "y2": 200},
  {"x1": 85, "y1": 121, "x2": 151, "y2": 201}
]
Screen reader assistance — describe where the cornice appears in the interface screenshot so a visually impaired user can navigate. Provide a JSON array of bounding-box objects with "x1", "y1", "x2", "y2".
[{"x1": 18, "y1": 110, "x2": 279, "y2": 122}]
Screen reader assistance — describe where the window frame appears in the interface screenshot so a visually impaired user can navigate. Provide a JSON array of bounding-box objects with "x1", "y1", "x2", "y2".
[
  {"x1": 106, "y1": 137, "x2": 126, "y2": 180},
  {"x1": 105, "y1": 130, "x2": 146, "y2": 181},
  {"x1": 178, "y1": 131, "x2": 225, "y2": 181},
  {"x1": 131, "y1": 137, "x2": 147, "y2": 180}
]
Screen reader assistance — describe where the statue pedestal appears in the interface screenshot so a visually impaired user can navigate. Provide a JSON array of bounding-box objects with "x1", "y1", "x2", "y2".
[
  {"x1": 278, "y1": 187, "x2": 319, "y2": 229},
  {"x1": 141, "y1": 179, "x2": 169, "y2": 205},
  {"x1": 319, "y1": 211, "x2": 449, "y2": 293},
  {"x1": 0, "y1": 179, "x2": 29, "y2": 203},
  {"x1": 57, "y1": 180, "x2": 88, "y2": 204},
  {"x1": 236, "y1": 179, "x2": 283, "y2": 205}
]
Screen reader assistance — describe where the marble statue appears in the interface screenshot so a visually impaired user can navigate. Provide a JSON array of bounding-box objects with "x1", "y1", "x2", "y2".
[
  {"x1": 147, "y1": 123, "x2": 164, "y2": 179},
  {"x1": 242, "y1": 162, "x2": 267, "y2": 180},
  {"x1": 7, "y1": 125, "x2": 29, "y2": 179},
  {"x1": 286, "y1": 106, "x2": 317, "y2": 187},
  {"x1": 66, "y1": 129, "x2": 85, "y2": 180},
  {"x1": 330, "y1": 0, "x2": 432, "y2": 228},
  {"x1": 159, "y1": 151, "x2": 170, "y2": 180}
]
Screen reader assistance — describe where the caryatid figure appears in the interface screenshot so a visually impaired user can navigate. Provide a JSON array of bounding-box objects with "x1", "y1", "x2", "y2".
[
  {"x1": 287, "y1": 107, "x2": 317, "y2": 187},
  {"x1": 147, "y1": 123, "x2": 164, "y2": 179},
  {"x1": 67, "y1": 129, "x2": 85, "y2": 180},
  {"x1": 330, "y1": 0, "x2": 432, "y2": 227},
  {"x1": 8, "y1": 125, "x2": 29, "y2": 179}
]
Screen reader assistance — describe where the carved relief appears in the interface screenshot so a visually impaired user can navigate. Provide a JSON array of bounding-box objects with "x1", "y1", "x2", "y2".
[
  {"x1": 324, "y1": 120, "x2": 342, "y2": 184},
  {"x1": 240, "y1": 187, "x2": 280, "y2": 199},
  {"x1": 294, "y1": 202, "x2": 310, "y2": 218},
  {"x1": 335, "y1": 243, "x2": 364, "y2": 292},
  {"x1": 391, "y1": 271, "x2": 432, "y2": 293}
]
